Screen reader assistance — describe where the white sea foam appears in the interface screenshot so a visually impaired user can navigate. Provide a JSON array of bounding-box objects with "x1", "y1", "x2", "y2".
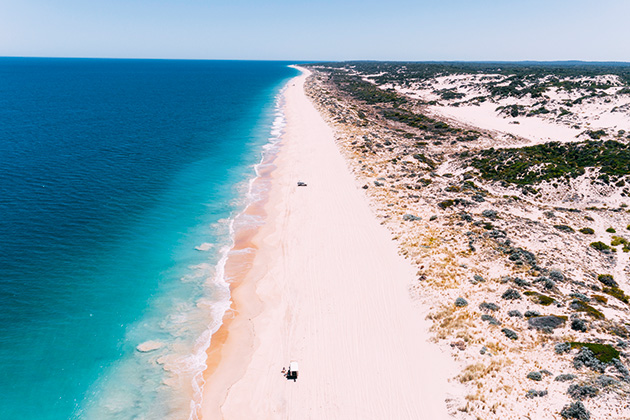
[{"x1": 194, "y1": 243, "x2": 214, "y2": 251}]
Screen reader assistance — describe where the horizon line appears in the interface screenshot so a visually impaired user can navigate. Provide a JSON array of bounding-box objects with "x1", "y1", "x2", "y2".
[{"x1": 2, "y1": 56, "x2": 630, "y2": 65}]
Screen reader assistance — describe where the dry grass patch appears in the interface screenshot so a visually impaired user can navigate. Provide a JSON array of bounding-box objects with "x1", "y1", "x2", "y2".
[
  {"x1": 428, "y1": 306, "x2": 478, "y2": 341},
  {"x1": 458, "y1": 359, "x2": 504, "y2": 383}
]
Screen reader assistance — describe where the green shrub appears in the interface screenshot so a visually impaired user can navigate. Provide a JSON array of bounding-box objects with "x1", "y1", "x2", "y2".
[
  {"x1": 437, "y1": 88, "x2": 465, "y2": 100},
  {"x1": 528, "y1": 107, "x2": 551, "y2": 116},
  {"x1": 554, "y1": 224, "x2": 575, "y2": 233},
  {"x1": 571, "y1": 300, "x2": 605, "y2": 319},
  {"x1": 590, "y1": 241, "x2": 611, "y2": 252},
  {"x1": 438, "y1": 200, "x2": 455, "y2": 209},
  {"x1": 569, "y1": 342, "x2": 620, "y2": 363},
  {"x1": 592, "y1": 295, "x2": 608, "y2": 304},
  {"x1": 578, "y1": 227, "x2": 594, "y2": 234},
  {"x1": 606, "y1": 227, "x2": 616, "y2": 233},
  {"x1": 603, "y1": 287, "x2": 630, "y2": 304},
  {"x1": 524, "y1": 291, "x2": 555, "y2": 306},
  {"x1": 469, "y1": 140, "x2": 630, "y2": 185},
  {"x1": 382, "y1": 108, "x2": 459, "y2": 137},
  {"x1": 329, "y1": 71, "x2": 407, "y2": 105},
  {"x1": 586, "y1": 129, "x2": 607, "y2": 139},
  {"x1": 412, "y1": 153, "x2": 436, "y2": 169},
  {"x1": 610, "y1": 236, "x2": 630, "y2": 252},
  {"x1": 597, "y1": 274, "x2": 617, "y2": 287}
]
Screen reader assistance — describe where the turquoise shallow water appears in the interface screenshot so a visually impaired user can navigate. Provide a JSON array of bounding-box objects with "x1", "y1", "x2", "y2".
[{"x1": 0, "y1": 58, "x2": 297, "y2": 419}]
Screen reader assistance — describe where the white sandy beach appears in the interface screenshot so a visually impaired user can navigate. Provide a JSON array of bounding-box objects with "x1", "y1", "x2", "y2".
[{"x1": 199, "y1": 68, "x2": 456, "y2": 419}]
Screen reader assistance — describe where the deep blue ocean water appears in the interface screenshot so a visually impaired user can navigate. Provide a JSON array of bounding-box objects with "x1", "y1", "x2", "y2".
[{"x1": 0, "y1": 58, "x2": 297, "y2": 419}]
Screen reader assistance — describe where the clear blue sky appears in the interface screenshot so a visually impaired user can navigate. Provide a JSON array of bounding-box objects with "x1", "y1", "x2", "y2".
[{"x1": 1, "y1": 0, "x2": 629, "y2": 61}]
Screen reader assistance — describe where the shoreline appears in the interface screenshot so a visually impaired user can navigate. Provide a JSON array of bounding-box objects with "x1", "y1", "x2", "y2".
[
  {"x1": 198, "y1": 67, "x2": 457, "y2": 419},
  {"x1": 193, "y1": 99, "x2": 286, "y2": 419},
  {"x1": 197, "y1": 73, "x2": 294, "y2": 420},
  {"x1": 196, "y1": 154, "x2": 275, "y2": 419}
]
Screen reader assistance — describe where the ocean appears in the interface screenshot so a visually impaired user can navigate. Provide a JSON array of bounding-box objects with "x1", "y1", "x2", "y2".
[{"x1": 0, "y1": 58, "x2": 298, "y2": 419}]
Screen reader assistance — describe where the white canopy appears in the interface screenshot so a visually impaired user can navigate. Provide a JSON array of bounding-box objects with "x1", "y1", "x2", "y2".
[{"x1": 289, "y1": 361, "x2": 299, "y2": 372}]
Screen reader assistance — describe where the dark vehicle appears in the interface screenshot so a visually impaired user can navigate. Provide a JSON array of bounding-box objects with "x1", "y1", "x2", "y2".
[{"x1": 287, "y1": 361, "x2": 299, "y2": 381}]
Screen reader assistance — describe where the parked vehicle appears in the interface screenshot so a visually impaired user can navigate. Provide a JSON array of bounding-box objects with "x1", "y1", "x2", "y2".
[{"x1": 287, "y1": 361, "x2": 299, "y2": 381}]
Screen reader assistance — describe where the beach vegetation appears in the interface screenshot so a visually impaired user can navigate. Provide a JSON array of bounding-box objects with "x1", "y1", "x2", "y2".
[
  {"x1": 611, "y1": 235, "x2": 630, "y2": 251},
  {"x1": 512, "y1": 277, "x2": 530, "y2": 288},
  {"x1": 602, "y1": 287, "x2": 629, "y2": 304},
  {"x1": 524, "y1": 291, "x2": 555, "y2": 306},
  {"x1": 315, "y1": 64, "x2": 630, "y2": 122},
  {"x1": 560, "y1": 401, "x2": 590, "y2": 420},
  {"x1": 554, "y1": 224, "x2": 575, "y2": 233},
  {"x1": 501, "y1": 328, "x2": 518, "y2": 340},
  {"x1": 528, "y1": 315, "x2": 567, "y2": 330},
  {"x1": 526, "y1": 371, "x2": 542, "y2": 381},
  {"x1": 455, "y1": 297, "x2": 468, "y2": 307},
  {"x1": 456, "y1": 131, "x2": 481, "y2": 142},
  {"x1": 436, "y1": 88, "x2": 465, "y2": 100},
  {"x1": 573, "y1": 347, "x2": 608, "y2": 372},
  {"x1": 506, "y1": 247, "x2": 537, "y2": 266},
  {"x1": 567, "y1": 384, "x2": 598, "y2": 400},
  {"x1": 590, "y1": 241, "x2": 611, "y2": 252},
  {"x1": 591, "y1": 294, "x2": 608, "y2": 304},
  {"x1": 497, "y1": 104, "x2": 525, "y2": 117},
  {"x1": 586, "y1": 129, "x2": 607, "y2": 139},
  {"x1": 428, "y1": 306, "x2": 476, "y2": 341},
  {"x1": 555, "y1": 342, "x2": 571, "y2": 354},
  {"x1": 528, "y1": 106, "x2": 551, "y2": 116},
  {"x1": 570, "y1": 300, "x2": 605, "y2": 319},
  {"x1": 570, "y1": 292, "x2": 590, "y2": 302},
  {"x1": 411, "y1": 152, "x2": 436, "y2": 169},
  {"x1": 578, "y1": 227, "x2": 594, "y2": 234},
  {"x1": 479, "y1": 302, "x2": 500, "y2": 311},
  {"x1": 481, "y1": 209, "x2": 497, "y2": 219},
  {"x1": 501, "y1": 288, "x2": 521, "y2": 300},
  {"x1": 469, "y1": 140, "x2": 630, "y2": 186},
  {"x1": 458, "y1": 360, "x2": 503, "y2": 383},
  {"x1": 597, "y1": 274, "x2": 618, "y2": 287},
  {"x1": 596, "y1": 375, "x2": 618, "y2": 387},
  {"x1": 326, "y1": 70, "x2": 407, "y2": 106},
  {"x1": 549, "y1": 269, "x2": 565, "y2": 282},
  {"x1": 571, "y1": 318, "x2": 588, "y2": 332},
  {"x1": 480, "y1": 221, "x2": 493, "y2": 230},
  {"x1": 569, "y1": 342, "x2": 620, "y2": 363},
  {"x1": 481, "y1": 314, "x2": 501, "y2": 325},
  {"x1": 605, "y1": 227, "x2": 616, "y2": 233},
  {"x1": 381, "y1": 108, "x2": 460, "y2": 136}
]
